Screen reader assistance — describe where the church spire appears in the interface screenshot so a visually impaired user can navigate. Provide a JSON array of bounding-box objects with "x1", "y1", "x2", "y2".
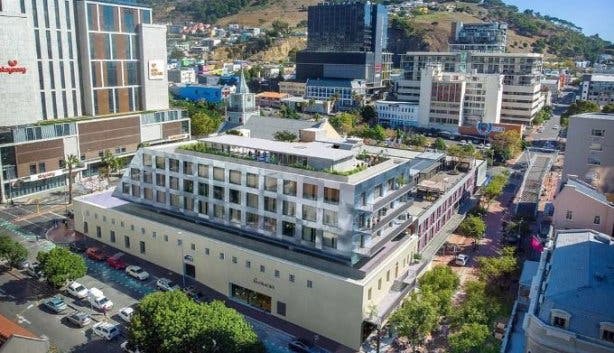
[{"x1": 237, "y1": 68, "x2": 249, "y2": 94}]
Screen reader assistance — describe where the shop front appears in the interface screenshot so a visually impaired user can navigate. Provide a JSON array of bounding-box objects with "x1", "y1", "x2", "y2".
[{"x1": 230, "y1": 283, "x2": 272, "y2": 313}]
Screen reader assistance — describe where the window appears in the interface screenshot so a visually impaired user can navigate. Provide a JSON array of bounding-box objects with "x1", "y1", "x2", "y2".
[
  {"x1": 289, "y1": 274, "x2": 295, "y2": 283},
  {"x1": 302, "y1": 226, "x2": 316, "y2": 243},
  {"x1": 124, "y1": 236, "x2": 130, "y2": 248},
  {"x1": 274, "y1": 270, "x2": 280, "y2": 278},
  {"x1": 282, "y1": 201, "x2": 295, "y2": 216},
  {"x1": 246, "y1": 213, "x2": 259, "y2": 228},
  {"x1": 302, "y1": 205, "x2": 317, "y2": 222},
  {"x1": 83, "y1": 222, "x2": 88, "y2": 233},
  {"x1": 566, "y1": 210, "x2": 573, "y2": 220},
  {"x1": 246, "y1": 173, "x2": 259, "y2": 188},
  {"x1": 374, "y1": 184, "x2": 383, "y2": 197},
  {"x1": 368, "y1": 288, "x2": 372, "y2": 300},
  {"x1": 378, "y1": 278, "x2": 382, "y2": 290},
  {"x1": 169, "y1": 177, "x2": 179, "y2": 190},
  {"x1": 277, "y1": 301, "x2": 286, "y2": 316},
  {"x1": 168, "y1": 159, "x2": 179, "y2": 172},
  {"x1": 143, "y1": 154, "x2": 152, "y2": 167},
  {"x1": 283, "y1": 180, "x2": 297, "y2": 196},
  {"x1": 260, "y1": 265, "x2": 265, "y2": 273},
  {"x1": 183, "y1": 180, "x2": 193, "y2": 193},
  {"x1": 246, "y1": 260, "x2": 251, "y2": 268},
  {"x1": 213, "y1": 204, "x2": 224, "y2": 219},
  {"x1": 155, "y1": 156, "x2": 165, "y2": 169},
  {"x1": 96, "y1": 226, "x2": 101, "y2": 238},
  {"x1": 553, "y1": 316, "x2": 566, "y2": 328},
  {"x1": 591, "y1": 129, "x2": 605, "y2": 137},
  {"x1": 229, "y1": 170, "x2": 241, "y2": 185},
  {"x1": 213, "y1": 186, "x2": 224, "y2": 200},
  {"x1": 324, "y1": 187, "x2": 340, "y2": 204},
  {"x1": 190, "y1": 243, "x2": 196, "y2": 251},
  {"x1": 263, "y1": 217, "x2": 277, "y2": 233},
  {"x1": 170, "y1": 194, "x2": 181, "y2": 207},
  {"x1": 183, "y1": 161, "x2": 193, "y2": 175},
  {"x1": 229, "y1": 208, "x2": 241, "y2": 223},
  {"x1": 219, "y1": 253, "x2": 224, "y2": 260},
  {"x1": 229, "y1": 189, "x2": 241, "y2": 204},
  {"x1": 601, "y1": 323, "x2": 614, "y2": 342},
  {"x1": 198, "y1": 200, "x2": 208, "y2": 214},
  {"x1": 323, "y1": 232, "x2": 337, "y2": 249},
  {"x1": 164, "y1": 235, "x2": 168, "y2": 242},
  {"x1": 29, "y1": 164, "x2": 37, "y2": 175},
  {"x1": 213, "y1": 167, "x2": 224, "y2": 181},
  {"x1": 282, "y1": 221, "x2": 295, "y2": 237},
  {"x1": 386, "y1": 270, "x2": 390, "y2": 282},
  {"x1": 143, "y1": 171, "x2": 152, "y2": 184},
  {"x1": 155, "y1": 173, "x2": 165, "y2": 186},
  {"x1": 110, "y1": 231, "x2": 116, "y2": 243},
  {"x1": 264, "y1": 196, "x2": 277, "y2": 213},
  {"x1": 303, "y1": 183, "x2": 318, "y2": 200},
  {"x1": 232, "y1": 256, "x2": 237, "y2": 264},
  {"x1": 205, "y1": 248, "x2": 210, "y2": 255},
  {"x1": 246, "y1": 193, "x2": 259, "y2": 209},
  {"x1": 589, "y1": 142, "x2": 603, "y2": 151},
  {"x1": 38, "y1": 162, "x2": 46, "y2": 173},
  {"x1": 588, "y1": 156, "x2": 601, "y2": 165},
  {"x1": 551, "y1": 310, "x2": 570, "y2": 329},
  {"x1": 594, "y1": 216, "x2": 601, "y2": 224},
  {"x1": 307, "y1": 280, "x2": 313, "y2": 288},
  {"x1": 264, "y1": 176, "x2": 277, "y2": 192},
  {"x1": 139, "y1": 241, "x2": 146, "y2": 254},
  {"x1": 323, "y1": 210, "x2": 338, "y2": 226},
  {"x1": 156, "y1": 191, "x2": 166, "y2": 204},
  {"x1": 198, "y1": 164, "x2": 208, "y2": 177}
]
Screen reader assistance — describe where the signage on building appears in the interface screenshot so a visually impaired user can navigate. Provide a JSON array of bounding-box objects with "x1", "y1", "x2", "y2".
[
  {"x1": 458, "y1": 123, "x2": 523, "y2": 138},
  {"x1": 148, "y1": 60, "x2": 165, "y2": 80},
  {"x1": 475, "y1": 122, "x2": 505, "y2": 135},
  {"x1": 28, "y1": 169, "x2": 63, "y2": 182},
  {"x1": 0, "y1": 60, "x2": 27, "y2": 75},
  {"x1": 253, "y1": 277, "x2": 275, "y2": 290}
]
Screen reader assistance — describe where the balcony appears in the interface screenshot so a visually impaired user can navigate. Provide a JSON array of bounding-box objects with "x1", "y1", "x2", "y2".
[
  {"x1": 373, "y1": 182, "x2": 415, "y2": 210},
  {"x1": 353, "y1": 215, "x2": 415, "y2": 258}
]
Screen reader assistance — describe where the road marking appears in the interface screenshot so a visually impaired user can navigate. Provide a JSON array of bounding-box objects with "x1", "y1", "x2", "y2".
[
  {"x1": 16, "y1": 314, "x2": 31, "y2": 325},
  {"x1": 26, "y1": 304, "x2": 34, "y2": 310}
]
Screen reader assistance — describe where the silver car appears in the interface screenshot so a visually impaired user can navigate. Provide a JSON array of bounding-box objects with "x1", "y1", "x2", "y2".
[{"x1": 66, "y1": 311, "x2": 91, "y2": 327}]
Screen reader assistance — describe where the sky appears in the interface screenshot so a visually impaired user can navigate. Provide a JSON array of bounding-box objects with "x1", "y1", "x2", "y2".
[{"x1": 503, "y1": 0, "x2": 614, "y2": 42}]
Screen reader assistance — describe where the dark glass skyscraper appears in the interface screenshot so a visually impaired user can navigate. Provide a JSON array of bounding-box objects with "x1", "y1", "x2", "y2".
[{"x1": 296, "y1": 1, "x2": 390, "y2": 87}]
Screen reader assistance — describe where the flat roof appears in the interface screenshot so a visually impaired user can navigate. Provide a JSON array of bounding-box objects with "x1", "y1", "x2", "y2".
[
  {"x1": 571, "y1": 112, "x2": 614, "y2": 120},
  {"x1": 587, "y1": 74, "x2": 614, "y2": 82},
  {"x1": 197, "y1": 135, "x2": 355, "y2": 161},
  {"x1": 255, "y1": 91, "x2": 288, "y2": 99}
]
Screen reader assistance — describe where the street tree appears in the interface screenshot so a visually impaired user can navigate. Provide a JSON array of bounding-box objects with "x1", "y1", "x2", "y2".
[
  {"x1": 0, "y1": 234, "x2": 27, "y2": 267},
  {"x1": 129, "y1": 291, "x2": 264, "y2": 353},
  {"x1": 37, "y1": 247, "x2": 86, "y2": 288},
  {"x1": 419, "y1": 265, "x2": 460, "y2": 316},
  {"x1": 360, "y1": 105, "x2": 377, "y2": 124},
  {"x1": 602, "y1": 103, "x2": 614, "y2": 113},
  {"x1": 476, "y1": 246, "x2": 517, "y2": 284},
  {"x1": 329, "y1": 112, "x2": 358, "y2": 135},
  {"x1": 432, "y1": 137, "x2": 447, "y2": 150},
  {"x1": 491, "y1": 130, "x2": 522, "y2": 162},
  {"x1": 390, "y1": 294, "x2": 438, "y2": 351},
  {"x1": 561, "y1": 100, "x2": 600, "y2": 127},
  {"x1": 457, "y1": 215, "x2": 486, "y2": 242},
  {"x1": 273, "y1": 130, "x2": 298, "y2": 142},
  {"x1": 100, "y1": 150, "x2": 122, "y2": 181},
  {"x1": 482, "y1": 173, "x2": 509, "y2": 208},
  {"x1": 450, "y1": 280, "x2": 503, "y2": 328},
  {"x1": 64, "y1": 154, "x2": 81, "y2": 204},
  {"x1": 449, "y1": 323, "x2": 499, "y2": 353},
  {"x1": 407, "y1": 134, "x2": 428, "y2": 148}
]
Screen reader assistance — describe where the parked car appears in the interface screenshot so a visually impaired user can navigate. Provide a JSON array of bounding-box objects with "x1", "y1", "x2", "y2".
[
  {"x1": 25, "y1": 262, "x2": 44, "y2": 278},
  {"x1": 118, "y1": 307, "x2": 134, "y2": 323},
  {"x1": 125, "y1": 265, "x2": 149, "y2": 280},
  {"x1": 288, "y1": 338, "x2": 315, "y2": 353},
  {"x1": 182, "y1": 286, "x2": 205, "y2": 303},
  {"x1": 552, "y1": 124, "x2": 559, "y2": 129},
  {"x1": 88, "y1": 287, "x2": 113, "y2": 311},
  {"x1": 44, "y1": 296, "x2": 68, "y2": 313},
  {"x1": 156, "y1": 278, "x2": 179, "y2": 292},
  {"x1": 69, "y1": 241, "x2": 87, "y2": 253},
  {"x1": 67, "y1": 281, "x2": 88, "y2": 299},
  {"x1": 455, "y1": 254, "x2": 469, "y2": 266},
  {"x1": 66, "y1": 311, "x2": 91, "y2": 327},
  {"x1": 107, "y1": 253, "x2": 127, "y2": 270},
  {"x1": 86, "y1": 247, "x2": 108, "y2": 261},
  {"x1": 120, "y1": 341, "x2": 141, "y2": 353},
  {"x1": 93, "y1": 322, "x2": 120, "y2": 340}
]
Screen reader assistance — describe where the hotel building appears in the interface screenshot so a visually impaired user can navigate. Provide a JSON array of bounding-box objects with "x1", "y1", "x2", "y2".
[{"x1": 74, "y1": 134, "x2": 486, "y2": 350}]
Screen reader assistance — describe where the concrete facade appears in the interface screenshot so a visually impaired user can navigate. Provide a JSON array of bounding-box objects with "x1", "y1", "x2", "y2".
[
  {"x1": 140, "y1": 24, "x2": 169, "y2": 111},
  {"x1": 278, "y1": 81, "x2": 306, "y2": 98},
  {"x1": 375, "y1": 101, "x2": 419, "y2": 129},
  {"x1": 581, "y1": 74, "x2": 614, "y2": 106},
  {"x1": 562, "y1": 113, "x2": 614, "y2": 194}
]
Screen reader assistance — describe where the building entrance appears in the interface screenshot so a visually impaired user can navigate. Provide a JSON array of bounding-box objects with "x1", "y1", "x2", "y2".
[{"x1": 230, "y1": 283, "x2": 271, "y2": 313}]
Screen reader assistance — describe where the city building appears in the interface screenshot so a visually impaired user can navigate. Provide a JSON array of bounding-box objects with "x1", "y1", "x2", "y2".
[
  {"x1": 562, "y1": 113, "x2": 614, "y2": 193},
  {"x1": 255, "y1": 92, "x2": 288, "y2": 108},
  {"x1": 168, "y1": 68, "x2": 196, "y2": 84},
  {"x1": 281, "y1": 97, "x2": 333, "y2": 115},
  {"x1": 375, "y1": 101, "x2": 419, "y2": 129},
  {"x1": 580, "y1": 74, "x2": 614, "y2": 106},
  {"x1": 226, "y1": 71, "x2": 259, "y2": 125},
  {"x1": 74, "y1": 135, "x2": 486, "y2": 350},
  {"x1": 279, "y1": 81, "x2": 306, "y2": 97},
  {"x1": 417, "y1": 64, "x2": 503, "y2": 132},
  {"x1": 295, "y1": 2, "x2": 391, "y2": 89},
  {"x1": 0, "y1": 0, "x2": 189, "y2": 202},
  {"x1": 397, "y1": 52, "x2": 544, "y2": 125},
  {"x1": 170, "y1": 84, "x2": 234, "y2": 104},
  {"x1": 305, "y1": 79, "x2": 366, "y2": 111},
  {"x1": 449, "y1": 22, "x2": 507, "y2": 53},
  {"x1": 520, "y1": 229, "x2": 614, "y2": 353},
  {"x1": 552, "y1": 177, "x2": 614, "y2": 236}
]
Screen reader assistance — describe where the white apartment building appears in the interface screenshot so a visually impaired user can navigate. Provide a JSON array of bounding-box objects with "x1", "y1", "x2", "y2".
[
  {"x1": 562, "y1": 113, "x2": 614, "y2": 194},
  {"x1": 397, "y1": 52, "x2": 543, "y2": 125},
  {"x1": 581, "y1": 74, "x2": 614, "y2": 106},
  {"x1": 74, "y1": 135, "x2": 486, "y2": 350},
  {"x1": 168, "y1": 68, "x2": 196, "y2": 84},
  {"x1": 375, "y1": 101, "x2": 419, "y2": 129}
]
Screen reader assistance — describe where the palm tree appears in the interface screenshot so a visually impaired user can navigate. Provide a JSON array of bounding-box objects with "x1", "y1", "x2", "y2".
[{"x1": 64, "y1": 154, "x2": 80, "y2": 204}]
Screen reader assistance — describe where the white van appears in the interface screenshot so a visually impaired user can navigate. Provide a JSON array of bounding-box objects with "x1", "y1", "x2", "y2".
[{"x1": 88, "y1": 287, "x2": 113, "y2": 311}]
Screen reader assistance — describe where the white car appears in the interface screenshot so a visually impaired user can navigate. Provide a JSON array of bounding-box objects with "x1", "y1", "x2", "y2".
[
  {"x1": 125, "y1": 265, "x2": 150, "y2": 281},
  {"x1": 118, "y1": 307, "x2": 134, "y2": 323},
  {"x1": 88, "y1": 287, "x2": 113, "y2": 311},
  {"x1": 120, "y1": 341, "x2": 141, "y2": 353},
  {"x1": 156, "y1": 278, "x2": 180, "y2": 292},
  {"x1": 67, "y1": 281, "x2": 88, "y2": 299},
  {"x1": 93, "y1": 322, "x2": 120, "y2": 340},
  {"x1": 455, "y1": 254, "x2": 469, "y2": 266}
]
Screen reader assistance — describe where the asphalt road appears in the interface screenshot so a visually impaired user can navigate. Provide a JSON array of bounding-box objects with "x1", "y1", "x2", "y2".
[{"x1": 528, "y1": 88, "x2": 576, "y2": 144}]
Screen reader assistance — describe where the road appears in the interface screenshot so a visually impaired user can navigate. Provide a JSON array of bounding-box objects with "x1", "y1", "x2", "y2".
[{"x1": 527, "y1": 87, "x2": 576, "y2": 144}]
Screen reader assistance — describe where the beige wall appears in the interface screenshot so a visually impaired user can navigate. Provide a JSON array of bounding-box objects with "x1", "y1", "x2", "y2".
[
  {"x1": 73, "y1": 198, "x2": 417, "y2": 349},
  {"x1": 552, "y1": 186, "x2": 614, "y2": 236}
]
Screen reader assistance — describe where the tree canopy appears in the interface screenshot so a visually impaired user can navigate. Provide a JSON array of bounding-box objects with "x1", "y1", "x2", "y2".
[
  {"x1": 491, "y1": 130, "x2": 522, "y2": 162},
  {"x1": 602, "y1": 103, "x2": 614, "y2": 114},
  {"x1": 482, "y1": 172, "x2": 509, "y2": 207},
  {"x1": 128, "y1": 291, "x2": 264, "y2": 353},
  {"x1": 0, "y1": 234, "x2": 27, "y2": 268},
  {"x1": 449, "y1": 323, "x2": 499, "y2": 353},
  {"x1": 171, "y1": 100, "x2": 224, "y2": 136},
  {"x1": 457, "y1": 215, "x2": 486, "y2": 241},
  {"x1": 476, "y1": 246, "x2": 517, "y2": 283},
  {"x1": 390, "y1": 293, "x2": 439, "y2": 350},
  {"x1": 273, "y1": 130, "x2": 297, "y2": 142},
  {"x1": 432, "y1": 137, "x2": 447, "y2": 151},
  {"x1": 329, "y1": 112, "x2": 359, "y2": 135},
  {"x1": 450, "y1": 280, "x2": 503, "y2": 328},
  {"x1": 561, "y1": 100, "x2": 600, "y2": 127},
  {"x1": 37, "y1": 247, "x2": 86, "y2": 288}
]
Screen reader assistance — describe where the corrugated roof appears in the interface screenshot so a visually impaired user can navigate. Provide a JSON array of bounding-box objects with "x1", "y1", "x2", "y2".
[{"x1": 565, "y1": 178, "x2": 610, "y2": 205}]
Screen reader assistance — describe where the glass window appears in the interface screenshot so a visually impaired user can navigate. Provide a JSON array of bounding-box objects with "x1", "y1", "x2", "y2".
[
  {"x1": 245, "y1": 260, "x2": 251, "y2": 268},
  {"x1": 155, "y1": 173, "x2": 165, "y2": 186},
  {"x1": 144, "y1": 187, "x2": 153, "y2": 200},
  {"x1": 110, "y1": 230, "x2": 116, "y2": 243},
  {"x1": 277, "y1": 301, "x2": 286, "y2": 316},
  {"x1": 302, "y1": 226, "x2": 316, "y2": 243},
  {"x1": 282, "y1": 221, "x2": 295, "y2": 237},
  {"x1": 124, "y1": 61, "x2": 138, "y2": 85},
  {"x1": 264, "y1": 196, "x2": 276, "y2": 213},
  {"x1": 282, "y1": 201, "x2": 295, "y2": 216},
  {"x1": 264, "y1": 176, "x2": 277, "y2": 192},
  {"x1": 246, "y1": 173, "x2": 259, "y2": 188},
  {"x1": 323, "y1": 210, "x2": 338, "y2": 226},
  {"x1": 198, "y1": 200, "x2": 208, "y2": 214},
  {"x1": 565, "y1": 210, "x2": 572, "y2": 220},
  {"x1": 156, "y1": 191, "x2": 166, "y2": 203},
  {"x1": 303, "y1": 183, "x2": 318, "y2": 200},
  {"x1": 594, "y1": 216, "x2": 601, "y2": 224},
  {"x1": 121, "y1": 7, "x2": 137, "y2": 32},
  {"x1": 591, "y1": 129, "x2": 605, "y2": 137},
  {"x1": 183, "y1": 161, "x2": 193, "y2": 175},
  {"x1": 229, "y1": 170, "x2": 241, "y2": 185},
  {"x1": 155, "y1": 156, "x2": 165, "y2": 169},
  {"x1": 198, "y1": 182, "x2": 208, "y2": 197},
  {"x1": 213, "y1": 204, "x2": 224, "y2": 219},
  {"x1": 198, "y1": 164, "x2": 208, "y2": 177},
  {"x1": 323, "y1": 232, "x2": 337, "y2": 248},
  {"x1": 283, "y1": 180, "x2": 297, "y2": 196},
  {"x1": 141, "y1": 9, "x2": 151, "y2": 24},
  {"x1": 169, "y1": 176, "x2": 179, "y2": 190},
  {"x1": 64, "y1": 0, "x2": 71, "y2": 29},
  {"x1": 124, "y1": 235, "x2": 130, "y2": 248},
  {"x1": 246, "y1": 212, "x2": 259, "y2": 228},
  {"x1": 169, "y1": 159, "x2": 179, "y2": 172},
  {"x1": 324, "y1": 187, "x2": 340, "y2": 204},
  {"x1": 246, "y1": 193, "x2": 259, "y2": 209},
  {"x1": 32, "y1": 0, "x2": 39, "y2": 27},
  {"x1": 86, "y1": 3, "x2": 96, "y2": 30},
  {"x1": 302, "y1": 205, "x2": 317, "y2": 222},
  {"x1": 213, "y1": 167, "x2": 224, "y2": 181},
  {"x1": 131, "y1": 185, "x2": 140, "y2": 197},
  {"x1": 213, "y1": 186, "x2": 224, "y2": 200},
  {"x1": 101, "y1": 5, "x2": 118, "y2": 32},
  {"x1": 289, "y1": 274, "x2": 295, "y2": 283},
  {"x1": 43, "y1": 0, "x2": 50, "y2": 27},
  {"x1": 143, "y1": 154, "x2": 152, "y2": 166},
  {"x1": 229, "y1": 208, "x2": 241, "y2": 223},
  {"x1": 229, "y1": 189, "x2": 241, "y2": 204},
  {"x1": 170, "y1": 194, "x2": 181, "y2": 207},
  {"x1": 183, "y1": 179, "x2": 193, "y2": 193},
  {"x1": 263, "y1": 217, "x2": 277, "y2": 233}
]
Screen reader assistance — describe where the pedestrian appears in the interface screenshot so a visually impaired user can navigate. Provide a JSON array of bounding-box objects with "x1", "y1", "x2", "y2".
[{"x1": 103, "y1": 307, "x2": 107, "y2": 319}]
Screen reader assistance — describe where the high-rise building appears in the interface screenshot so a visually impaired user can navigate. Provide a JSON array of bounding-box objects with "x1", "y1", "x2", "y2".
[
  {"x1": 396, "y1": 51, "x2": 544, "y2": 125},
  {"x1": 449, "y1": 22, "x2": 507, "y2": 53},
  {"x1": 580, "y1": 74, "x2": 614, "y2": 106},
  {"x1": 295, "y1": 2, "x2": 391, "y2": 89}
]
